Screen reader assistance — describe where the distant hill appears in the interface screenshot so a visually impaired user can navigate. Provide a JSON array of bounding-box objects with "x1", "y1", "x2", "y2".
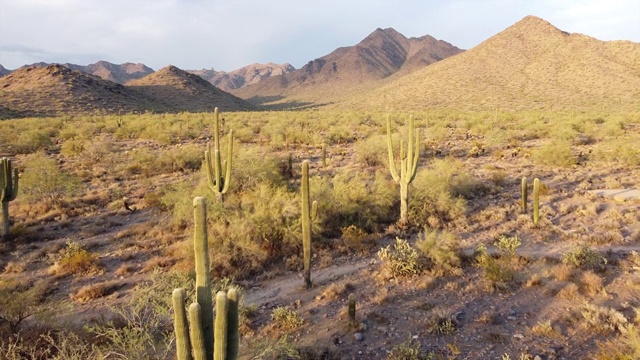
[
  {"x1": 128, "y1": 65, "x2": 254, "y2": 112},
  {"x1": 0, "y1": 64, "x2": 167, "y2": 117},
  {"x1": 347, "y1": 16, "x2": 640, "y2": 112},
  {"x1": 0, "y1": 64, "x2": 10, "y2": 77},
  {"x1": 3, "y1": 61, "x2": 154, "y2": 84},
  {"x1": 189, "y1": 63, "x2": 295, "y2": 92},
  {"x1": 231, "y1": 28, "x2": 463, "y2": 105}
]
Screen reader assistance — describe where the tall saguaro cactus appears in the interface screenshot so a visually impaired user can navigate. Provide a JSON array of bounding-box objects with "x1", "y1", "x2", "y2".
[
  {"x1": 172, "y1": 197, "x2": 240, "y2": 360},
  {"x1": 386, "y1": 116, "x2": 420, "y2": 224},
  {"x1": 301, "y1": 160, "x2": 318, "y2": 289},
  {"x1": 205, "y1": 108, "x2": 234, "y2": 202},
  {"x1": 1, "y1": 158, "x2": 19, "y2": 240},
  {"x1": 533, "y1": 178, "x2": 541, "y2": 226}
]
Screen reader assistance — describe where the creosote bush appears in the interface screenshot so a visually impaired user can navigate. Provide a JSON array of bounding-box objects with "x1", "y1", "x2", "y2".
[{"x1": 415, "y1": 227, "x2": 461, "y2": 275}]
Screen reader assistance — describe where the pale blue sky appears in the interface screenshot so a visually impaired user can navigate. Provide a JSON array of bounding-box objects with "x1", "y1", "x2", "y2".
[{"x1": 1, "y1": 0, "x2": 638, "y2": 71}]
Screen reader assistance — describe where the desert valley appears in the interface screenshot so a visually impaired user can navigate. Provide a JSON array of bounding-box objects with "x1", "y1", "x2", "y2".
[{"x1": 0, "y1": 15, "x2": 640, "y2": 360}]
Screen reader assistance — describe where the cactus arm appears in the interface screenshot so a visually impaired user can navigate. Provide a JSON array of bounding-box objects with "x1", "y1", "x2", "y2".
[
  {"x1": 193, "y1": 197, "x2": 214, "y2": 359},
  {"x1": 221, "y1": 130, "x2": 234, "y2": 194},
  {"x1": 173, "y1": 289, "x2": 193, "y2": 360},
  {"x1": 386, "y1": 116, "x2": 400, "y2": 182},
  {"x1": 188, "y1": 303, "x2": 207, "y2": 360},
  {"x1": 7, "y1": 168, "x2": 18, "y2": 202},
  {"x1": 213, "y1": 291, "x2": 228, "y2": 360},
  {"x1": 226, "y1": 288, "x2": 239, "y2": 360},
  {"x1": 408, "y1": 123, "x2": 420, "y2": 183},
  {"x1": 205, "y1": 144, "x2": 217, "y2": 193},
  {"x1": 310, "y1": 200, "x2": 318, "y2": 221}
]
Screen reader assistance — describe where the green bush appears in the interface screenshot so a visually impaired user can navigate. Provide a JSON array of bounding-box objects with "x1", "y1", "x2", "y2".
[
  {"x1": 20, "y1": 152, "x2": 82, "y2": 205},
  {"x1": 532, "y1": 141, "x2": 577, "y2": 167},
  {"x1": 354, "y1": 134, "x2": 387, "y2": 167},
  {"x1": 415, "y1": 228, "x2": 461, "y2": 275}
]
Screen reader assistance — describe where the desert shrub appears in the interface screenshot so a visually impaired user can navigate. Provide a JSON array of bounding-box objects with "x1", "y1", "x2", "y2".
[
  {"x1": 311, "y1": 169, "x2": 395, "y2": 234},
  {"x1": 415, "y1": 228, "x2": 461, "y2": 275},
  {"x1": 591, "y1": 140, "x2": 640, "y2": 166},
  {"x1": 427, "y1": 309, "x2": 458, "y2": 335},
  {"x1": 494, "y1": 235, "x2": 521, "y2": 259},
  {"x1": 474, "y1": 243, "x2": 517, "y2": 284},
  {"x1": 271, "y1": 307, "x2": 304, "y2": 332},
  {"x1": 0, "y1": 277, "x2": 50, "y2": 334},
  {"x1": 49, "y1": 240, "x2": 102, "y2": 277},
  {"x1": 60, "y1": 138, "x2": 87, "y2": 157},
  {"x1": 562, "y1": 245, "x2": 607, "y2": 271},
  {"x1": 20, "y1": 152, "x2": 83, "y2": 205},
  {"x1": 576, "y1": 304, "x2": 628, "y2": 334},
  {"x1": 233, "y1": 146, "x2": 290, "y2": 191},
  {"x1": 386, "y1": 339, "x2": 433, "y2": 360},
  {"x1": 340, "y1": 225, "x2": 376, "y2": 253},
  {"x1": 354, "y1": 134, "x2": 387, "y2": 167},
  {"x1": 378, "y1": 238, "x2": 422, "y2": 278},
  {"x1": 14, "y1": 129, "x2": 54, "y2": 154},
  {"x1": 409, "y1": 159, "x2": 472, "y2": 227},
  {"x1": 247, "y1": 335, "x2": 301, "y2": 360},
  {"x1": 531, "y1": 141, "x2": 577, "y2": 167}
]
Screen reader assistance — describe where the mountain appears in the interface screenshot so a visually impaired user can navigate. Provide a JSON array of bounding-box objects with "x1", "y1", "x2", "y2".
[
  {"x1": 231, "y1": 28, "x2": 463, "y2": 104},
  {"x1": 0, "y1": 64, "x2": 167, "y2": 117},
  {"x1": 83, "y1": 61, "x2": 154, "y2": 84},
  {"x1": 189, "y1": 63, "x2": 295, "y2": 92},
  {"x1": 127, "y1": 65, "x2": 254, "y2": 112},
  {"x1": 12, "y1": 61, "x2": 154, "y2": 84},
  {"x1": 348, "y1": 16, "x2": 640, "y2": 112},
  {"x1": 0, "y1": 65, "x2": 11, "y2": 77}
]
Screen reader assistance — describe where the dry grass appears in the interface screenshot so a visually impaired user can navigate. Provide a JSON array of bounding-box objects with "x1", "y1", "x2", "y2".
[{"x1": 70, "y1": 281, "x2": 121, "y2": 303}]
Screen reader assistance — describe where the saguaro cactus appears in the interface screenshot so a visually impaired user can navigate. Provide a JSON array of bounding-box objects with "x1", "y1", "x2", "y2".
[
  {"x1": 521, "y1": 176, "x2": 528, "y2": 214},
  {"x1": 1, "y1": 158, "x2": 19, "y2": 240},
  {"x1": 301, "y1": 160, "x2": 318, "y2": 289},
  {"x1": 386, "y1": 116, "x2": 420, "y2": 224},
  {"x1": 205, "y1": 108, "x2": 234, "y2": 201},
  {"x1": 348, "y1": 293, "x2": 356, "y2": 322},
  {"x1": 321, "y1": 143, "x2": 327, "y2": 168},
  {"x1": 172, "y1": 197, "x2": 240, "y2": 360},
  {"x1": 533, "y1": 178, "x2": 540, "y2": 226}
]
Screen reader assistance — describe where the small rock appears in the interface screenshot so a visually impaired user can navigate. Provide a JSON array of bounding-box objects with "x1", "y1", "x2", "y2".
[
  {"x1": 513, "y1": 333, "x2": 524, "y2": 340},
  {"x1": 412, "y1": 335, "x2": 419, "y2": 339},
  {"x1": 507, "y1": 316, "x2": 517, "y2": 321},
  {"x1": 354, "y1": 333, "x2": 364, "y2": 342}
]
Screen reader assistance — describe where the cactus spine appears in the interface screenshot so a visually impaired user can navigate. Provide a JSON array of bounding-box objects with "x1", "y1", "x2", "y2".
[
  {"x1": 205, "y1": 108, "x2": 233, "y2": 202},
  {"x1": 521, "y1": 176, "x2": 528, "y2": 214},
  {"x1": 172, "y1": 197, "x2": 239, "y2": 360},
  {"x1": 386, "y1": 116, "x2": 419, "y2": 224},
  {"x1": 301, "y1": 160, "x2": 318, "y2": 289},
  {"x1": 1, "y1": 158, "x2": 19, "y2": 240},
  {"x1": 533, "y1": 178, "x2": 540, "y2": 225}
]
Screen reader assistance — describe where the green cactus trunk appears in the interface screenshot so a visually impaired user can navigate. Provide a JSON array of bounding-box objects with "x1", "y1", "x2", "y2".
[
  {"x1": 193, "y1": 197, "x2": 214, "y2": 359},
  {"x1": 301, "y1": 160, "x2": 318, "y2": 289},
  {"x1": 173, "y1": 289, "x2": 193, "y2": 360},
  {"x1": 171, "y1": 197, "x2": 240, "y2": 360},
  {"x1": 214, "y1": 291, "x2": 228, "y2": 360},
  {"x1": 386, "y1": 117, "x2": 420, "y2": 225},
  {"x1": 226, "y1": 288, "x2": 239, "y2": 360},
  {"x1": 348, "y1": 293, "x2": 356, "y2": 322},
  {"x1": 0, "y1": 158, "x2": 19, "y2": 240},
  {"x1": 521, "y1": 176, "x2": 528, "y2": 214},
  {"x1": 533, "y1": 178, "x2": 540, "y2": 226},
  {"x1": 205, "y1": 108, "x2": 234, "y2": 202}
]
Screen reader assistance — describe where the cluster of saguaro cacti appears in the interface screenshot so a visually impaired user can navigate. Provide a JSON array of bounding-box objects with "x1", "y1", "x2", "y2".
[
  {"x1": 1, "y1": 158, "x2": 19, "y2": 240},
  {"x1": 386, "y1": 116, "x2": 420, "y2": 224},
  {"x1": 172, "y1": 197, "x2": 239, "y2": 360},
  {"x1": 301, "y1": 160, "x2": 318, "y2": 289},
  {"x1": 521, "y1": 177, "x2": 542, "y2": 225},
  {"x1": 205, "y1": 108, "x2": 234, "y2": 202}
]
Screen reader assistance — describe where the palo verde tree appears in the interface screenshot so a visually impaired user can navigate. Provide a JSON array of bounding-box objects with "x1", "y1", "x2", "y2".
[
  {"x1": 386, "y1": 116, "x2": 420, "y2": 224},
  {"x1": 1, "y1": 158, "x2": 19, "y2": 240},
  {"x1": 205, "y1": 108, "x2": 234, "y2": 202}
]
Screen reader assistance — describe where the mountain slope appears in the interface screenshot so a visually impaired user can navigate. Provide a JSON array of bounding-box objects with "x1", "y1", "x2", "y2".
[
  {"x1": 189, "y1": 63, "x2": 295, "y2": 92},
  {"x1": 128, "y1": 65, "x2": 254, "y2": 112},
  {"x1": 0, "y1": 64, "x2": 168, "y2": 117},
  {"x1": 232, "y1": 28, "x2": 463, "y2": 104},
  {"x1": 0, "y1": 65, "x2": 10, "y2": 77},
  {"x1": 83, "y1": 61, "x2": 154, "y2": 84},
  {"x1": 348, "y1": 16, "x2": 640, "y2": 111}
]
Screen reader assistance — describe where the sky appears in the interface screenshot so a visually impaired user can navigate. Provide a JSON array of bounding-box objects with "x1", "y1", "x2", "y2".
[{"x1": 1, "y1": 0, "x2": 639, "y2": 72}]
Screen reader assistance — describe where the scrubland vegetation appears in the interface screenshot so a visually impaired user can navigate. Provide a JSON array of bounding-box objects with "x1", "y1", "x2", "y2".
[{"x1": 0, "y1": 108, "x2": 639, "y2": 359}]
